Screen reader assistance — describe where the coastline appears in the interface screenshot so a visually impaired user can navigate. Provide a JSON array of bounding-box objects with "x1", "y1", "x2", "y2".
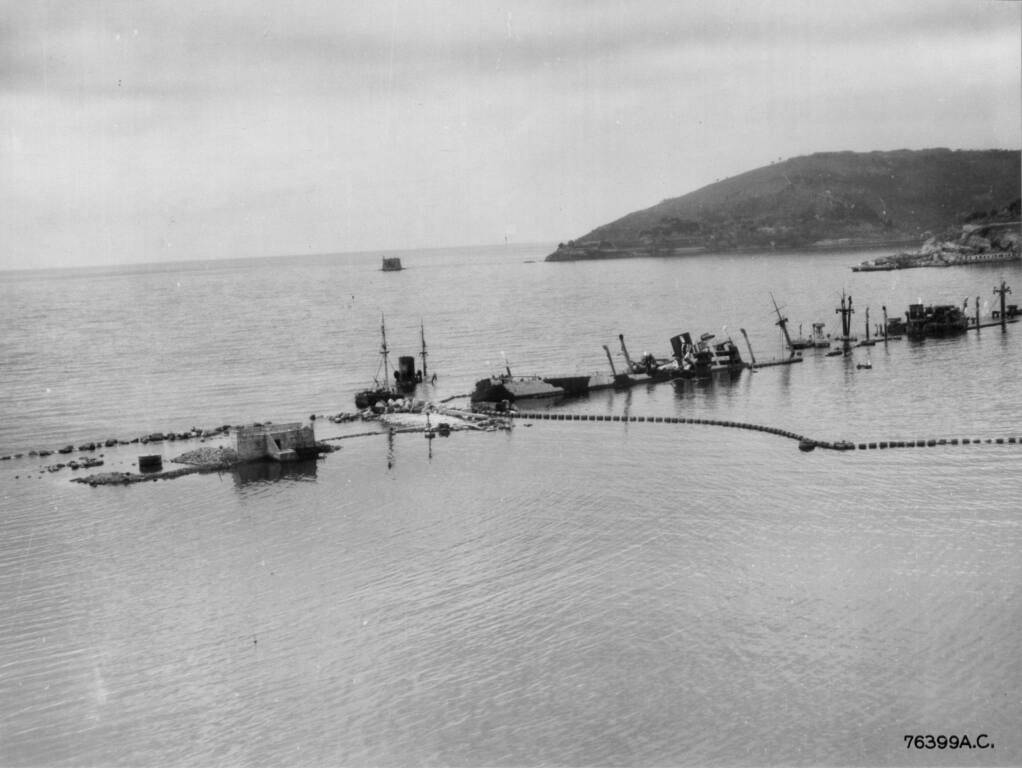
[{"x1": 545, "y1": 237, "x2": 923, "y2": 262}]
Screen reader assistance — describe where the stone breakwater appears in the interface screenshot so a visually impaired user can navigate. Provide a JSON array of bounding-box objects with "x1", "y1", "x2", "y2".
[
  {"x1": 71, "y1": 443, "x2": 340, "y2": 487},
  {"x1": 5, "y1": 400, "x2": 512, "y2": 486},
  {"x1": 1, "y1": 424, "x2": 234, "y2": 463},
  {"x1": 70, "y1": 446, "x2": 241, "y2": 487},
  {"x1": 0, "y1": 397, "x2": 462, "y2": 464}
]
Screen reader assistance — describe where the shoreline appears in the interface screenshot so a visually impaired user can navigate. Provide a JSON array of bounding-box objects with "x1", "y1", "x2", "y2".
[{"x1": 545, "y1": 238, "x2": 922, "y2": 262}]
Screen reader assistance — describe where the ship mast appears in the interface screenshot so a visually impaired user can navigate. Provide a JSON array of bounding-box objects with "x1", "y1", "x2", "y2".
[
  {"x1": 618, "y1": 334, "x2": 636, "y2": 370},
  {"x1": 739, "y1": 328, "x2": 757, "y2": 368},
  {"x1": 379, "y1": 314, "x2": 390, "y2": 385},
  {"x1": 835, "y1": 291, "x2": 855, "y2": 350},
  {"x1": 770, "y1": 293, "x2": 796, "y2": 357},
  {"x1": 994, "y1": 280, "x2": 1012, "y2": 331},
  {"x1": 420, "y1": 320, "x2": 428, "y2": 380}
]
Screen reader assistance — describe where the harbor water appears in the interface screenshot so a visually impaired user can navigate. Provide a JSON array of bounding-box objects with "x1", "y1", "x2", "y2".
[{"x1": 1, "y1": 245, "x2": 1020, "y2": 766}]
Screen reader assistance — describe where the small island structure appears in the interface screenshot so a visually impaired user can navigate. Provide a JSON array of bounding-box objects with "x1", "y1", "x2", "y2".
[
  {"x1": 70, "y1": 421, "x2": 334, "y2": 486},
  {"x1": 234, "y1": 422, "x2": 319, "y2": 462},
  {"x1": 381, "y1": 256, "x2": 403, "y2": 271}
]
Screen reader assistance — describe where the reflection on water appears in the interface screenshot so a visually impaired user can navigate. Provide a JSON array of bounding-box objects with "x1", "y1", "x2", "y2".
[
  {"x1": 671, "y1": 368, "x2": 745, "y2": 400},
  {"x1": 231, "y1": 457, "x2": 319, "y2": 486}
]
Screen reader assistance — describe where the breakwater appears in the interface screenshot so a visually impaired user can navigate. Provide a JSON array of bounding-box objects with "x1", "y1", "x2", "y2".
[{"x1": 0, "y1": 424, "x2": 234, "y2": 463}]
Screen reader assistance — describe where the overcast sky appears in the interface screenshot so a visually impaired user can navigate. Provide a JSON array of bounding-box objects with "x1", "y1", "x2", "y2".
[{"x1": 1, "y1": 0, "x2": 1019, "y2": 270}]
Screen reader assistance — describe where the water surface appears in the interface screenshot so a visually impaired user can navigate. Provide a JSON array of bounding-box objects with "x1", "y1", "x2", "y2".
[{"x1": 1, "y1": 245, "x2": 1020, "y2": 766}]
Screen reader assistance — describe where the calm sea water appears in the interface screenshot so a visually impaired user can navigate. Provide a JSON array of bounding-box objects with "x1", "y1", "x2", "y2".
[{"x1": 1, "y1": 245, "x2": 1020, "y2": 766}]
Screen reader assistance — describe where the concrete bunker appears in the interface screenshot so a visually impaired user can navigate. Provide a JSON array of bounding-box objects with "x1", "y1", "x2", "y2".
[{"x1": 234, "y1": 422, "x2": 317, "y2": 463}]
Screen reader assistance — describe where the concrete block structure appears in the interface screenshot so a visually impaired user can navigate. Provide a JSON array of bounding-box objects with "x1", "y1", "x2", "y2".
[{"x1": 234, "y1": 422, "x2": 316, "y2": 463}]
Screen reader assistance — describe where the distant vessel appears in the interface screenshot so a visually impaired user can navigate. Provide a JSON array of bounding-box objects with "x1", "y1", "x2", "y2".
[{"x1": 381, "y1": 257, "x2": 403, "y2": 272}]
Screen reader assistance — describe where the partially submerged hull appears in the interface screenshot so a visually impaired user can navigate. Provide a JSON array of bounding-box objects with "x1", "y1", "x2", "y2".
[
  {"x1": 472, "y1": 331, "x2": 745, "y2": 404},
  {"x1": 471, "y1": 371, "x2": 618, "y2": 403},
  {"x1": 354, "y1": 387, "x2": 407, "y2": 410},
  {"x1": 904, "y1": 303, "x2": 969, "y2": 338},
  {"x1": 672, "y1": 359, "x2": 747, "y2": 380},
  {"x1": 667, "y1": 332, "x2": 747, "y2": 380},
  {"x1": 541, "y1": 372, "x2": 617, "y2": 395},
  {"x1": 471, "y1": 375, "x2": 562, "y2": 403},
  {"x1": 354, "y1": 315, "x2": 423, "y2": 410}
]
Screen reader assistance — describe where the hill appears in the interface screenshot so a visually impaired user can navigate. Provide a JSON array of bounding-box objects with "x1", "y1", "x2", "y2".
[{"x1": 546, "y1": 148, "x2": 1021, "y2": 261}]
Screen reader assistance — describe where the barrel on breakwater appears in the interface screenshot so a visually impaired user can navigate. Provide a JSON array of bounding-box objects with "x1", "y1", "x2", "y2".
[{"x1": 138, "y1": 454, "x2": 162, "y2": 472}]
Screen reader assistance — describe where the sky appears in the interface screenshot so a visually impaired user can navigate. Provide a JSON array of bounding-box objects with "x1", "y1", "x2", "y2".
[{"x1": 1, "y1": 0, "x2": 1019, "y2": 270}]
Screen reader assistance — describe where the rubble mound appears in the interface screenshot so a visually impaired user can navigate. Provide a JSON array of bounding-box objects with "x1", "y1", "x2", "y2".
[{"x1": 171, "y1": 446, "x2": 239, "y2": 468}]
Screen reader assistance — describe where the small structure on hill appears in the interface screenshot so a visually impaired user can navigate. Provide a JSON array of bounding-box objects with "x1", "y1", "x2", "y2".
[{"x1": 235, "y1": 422, "x2": 317, "y2": 462}]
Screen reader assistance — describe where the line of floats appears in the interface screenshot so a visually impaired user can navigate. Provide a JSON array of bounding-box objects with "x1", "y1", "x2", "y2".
[
  {"x1": 355, "y1": 281, "x2": 1018, "y2": 411},
  {"x1": 504, "y1": 411, "x2": 1021, "y2": 453}
]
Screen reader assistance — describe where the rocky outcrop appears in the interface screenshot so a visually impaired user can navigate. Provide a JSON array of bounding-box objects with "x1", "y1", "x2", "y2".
[
  {"x1": 853, "y1": 218, "x2": 1020, "y2": 271},
  {"x1": 171, "y1": 446, "x2": 239, "y2": 468}
]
